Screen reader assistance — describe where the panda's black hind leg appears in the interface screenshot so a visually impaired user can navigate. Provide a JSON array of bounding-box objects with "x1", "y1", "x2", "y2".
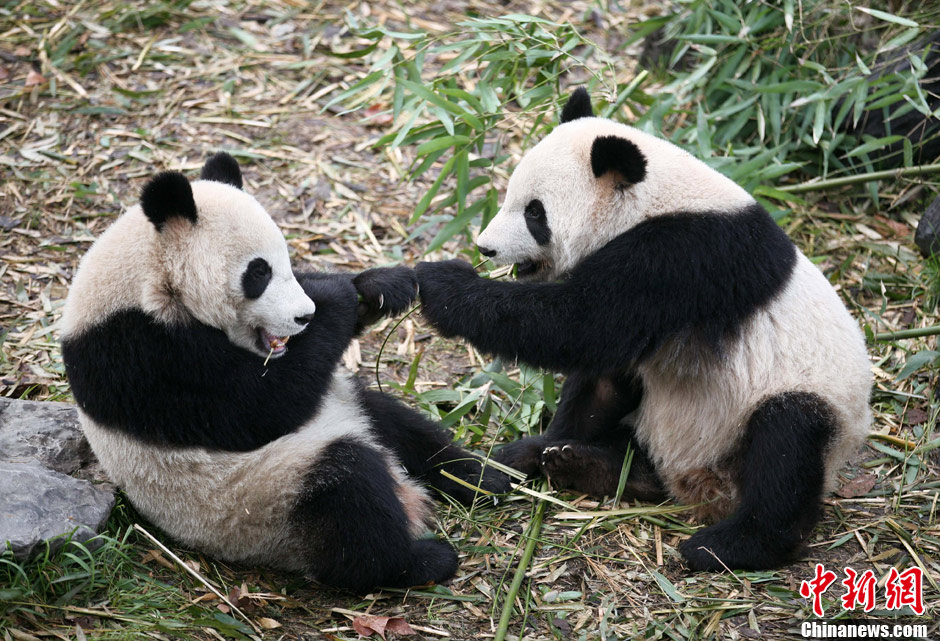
[
  {"x1": 495, "y1": 371, "x2": 643, "y2": 477},
  {"x1": 293, "y1": 438, "x2": 457, "y2": 592},
  {"x1": 679, "y1": 392, "x2": 836, "y2": 571},
  {"x1": 357, "y1": 386, "x2": 511, "y2": 503}
]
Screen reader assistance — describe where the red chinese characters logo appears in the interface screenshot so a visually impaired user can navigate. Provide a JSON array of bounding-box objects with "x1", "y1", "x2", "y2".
[
  {"x1": 801, "y1": 564, "x2": 925, "y2": 616},
  {"x1": 884, "y1": 567, "x2": 925, "y2": 615},
  {"x1": 800, "y1": 564, "x2": 838, "y2": 616},
  {"x1": 841, "y1": 567, "x2": 877, "y2": 612}
]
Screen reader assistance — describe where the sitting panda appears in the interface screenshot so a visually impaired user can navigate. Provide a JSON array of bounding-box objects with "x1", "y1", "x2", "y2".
[
  {"x1": 415, "y1": 89, "x2": 872, "y2": 571},
  {"x1": 61, "y1": 152, "x2": 507, "y2": 592}
]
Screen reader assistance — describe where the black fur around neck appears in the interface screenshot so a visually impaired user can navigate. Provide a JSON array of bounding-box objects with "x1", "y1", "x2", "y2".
[
  {"x1": 62, "y1": 273, "x2": 359, "y2": 451},
  {"x1": 416, "y1": 202, "x2": 797, "y2": 374}
]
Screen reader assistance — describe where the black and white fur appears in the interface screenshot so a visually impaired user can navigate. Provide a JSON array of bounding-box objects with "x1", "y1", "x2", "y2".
[
  {"x1": 61, "y1": 153, "x2": 507, "y2": 592},
  {"x1": 415, "y1": 90, "x2": 871, "y2": 571}
]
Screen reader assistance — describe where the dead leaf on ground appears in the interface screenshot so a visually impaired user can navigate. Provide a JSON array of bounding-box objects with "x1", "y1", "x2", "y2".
[
  {"x1": 258, "y1": 617, "x2": 282, "y2": 630},
  {"x1": 837, "y1": 473, "x2": 877, "y2": 498},
  {"x1": 874, "y1": 215, "x2": 910, "y2": 238},
  {"x1": 24, "y1": 69, "x2": 45, "y2": 87},
  {"x1": 352, "y1": 614, "x2": 415, "y2": 639},
  {"x1": 363, "y1": 103, "x2": 394, "y2": 126}
]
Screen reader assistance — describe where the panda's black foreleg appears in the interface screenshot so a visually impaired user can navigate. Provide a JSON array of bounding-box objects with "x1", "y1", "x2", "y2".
[
  {"x1": 357, "y1": 386, "x2": 512, "y2": 504},
  {"x1": 295, "y1": 266, "x2": 418, "y2": 337},
  {"x1": 679, "y1": 392, "x2": 836, "y2": 571},
  {"x1": 293, "y1": 438, "x2": 458, "y2": 592},
  {"x1": 494, "y1": 371, "x2": 642, "y2": 477}
]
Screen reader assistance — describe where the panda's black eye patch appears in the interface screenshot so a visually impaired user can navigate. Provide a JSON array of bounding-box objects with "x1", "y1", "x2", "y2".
[
  {"x1": 524, "y1": 199, "x2": 551, "y2": 246},
  {"x1": 242, "y1": 258, "x2": 272, "y2": 299},
  {"x1": 524, "y1": 199, "x2": 545, "y2": 220}
]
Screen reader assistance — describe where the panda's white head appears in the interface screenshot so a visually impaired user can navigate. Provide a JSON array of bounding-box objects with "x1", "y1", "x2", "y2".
[
  {"x1": 476, "y1": 89, "x2": 754, "y2": 280},
  {"x1": 63, "y1": 153, "x2": 316, "y2": 359}
]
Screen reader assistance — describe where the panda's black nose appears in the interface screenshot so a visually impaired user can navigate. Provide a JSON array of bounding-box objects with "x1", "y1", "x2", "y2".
[
  {"x1": 477, "y1": 245, "x2": 497, "y2": 257},
  {"x1": 295, "y1": 313, "x2": 315, "y2": 326}
]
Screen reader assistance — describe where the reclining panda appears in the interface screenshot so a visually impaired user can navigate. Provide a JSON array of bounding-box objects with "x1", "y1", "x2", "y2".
[
  {"x1": 416, "y1": 89, "x2": 872, "y2": 571},
  {"x1": 61, "y1": 153, "x2": 507, "y2": 592}
]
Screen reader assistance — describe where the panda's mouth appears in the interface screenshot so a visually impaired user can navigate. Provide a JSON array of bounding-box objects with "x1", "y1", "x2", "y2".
[
  {"x1": 258, "y1": 328, "x2": 290, "y2": 358},
  {"x1": 514, "y1": 260, "x2": 550, "y2": 281}
]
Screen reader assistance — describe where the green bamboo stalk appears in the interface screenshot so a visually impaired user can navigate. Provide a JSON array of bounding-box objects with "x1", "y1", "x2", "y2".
[
  {"x1": 778, "y1": 163, "x2": 940, "y2": 193},
  {"x1": 874, "y1": 325, "x2": 940, "y2": 341},
  {"x1": 494, "y1": 497, "x2": 547, "y2": 641}
]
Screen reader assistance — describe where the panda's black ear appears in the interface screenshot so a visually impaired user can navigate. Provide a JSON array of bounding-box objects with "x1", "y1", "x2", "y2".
[
  {"x1": 590, "y1": 135, "x2": 647, "y2": 185},
  {"x1": 141, "y1": 171, "x2": 198, "y2": 232},
  {"x1": 560, "y1": 87, "x2": 594, "y2": 124},
  {"x1": 200, "y1": 152, "x2": 243, "y2": 189}
]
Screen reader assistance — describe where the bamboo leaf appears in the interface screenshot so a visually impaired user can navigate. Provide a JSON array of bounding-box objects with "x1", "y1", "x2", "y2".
[
  {"x1": 415, "y1": 135, "x2": 470, "y2": 156},
  {"x1": 855, "y1": 7, "x2": 919, "y2": 28}
]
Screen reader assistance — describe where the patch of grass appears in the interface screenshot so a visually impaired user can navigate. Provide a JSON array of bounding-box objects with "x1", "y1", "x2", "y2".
[
  {"x1": 640, "y1": 0, "x2": 940, "y2": 197},
  {"x1": 327, "y1": 11, "x2": 644, "y2": 256},
  {"x1": 1, "y1": 498, "x2": 258, "y2": 640}
]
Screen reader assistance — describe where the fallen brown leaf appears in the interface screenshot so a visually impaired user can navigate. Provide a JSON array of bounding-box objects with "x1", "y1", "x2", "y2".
[
  {"x1": 258, "y1": 617, "x2": 282, "y2": 630},
  {"x1": 363, "y1": 103, "x2": 394, "y2": 127},
  {"x1": 837, "y1": 473, "x2": 876, "y2": 498},
  {"x1": 352, "y1": 614, "x2": 415, "y2": 639},
  {"x1": 874, "y1": 215, "x2": 910, "y2": 238},
  {"x1": 24, "y1": 69, "x2": 45, "y2": 87}
]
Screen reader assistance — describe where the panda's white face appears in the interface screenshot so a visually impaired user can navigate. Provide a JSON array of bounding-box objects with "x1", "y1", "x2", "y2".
[
  {"x1": 61, "y1": 154, "x2": 317, "y2": 360},
  {"x1": 164, "y1": 180, "x2": 317, "y2": 359},
  {"x1": 476, "y1": 115, "x2": 754, "y2": 281}
]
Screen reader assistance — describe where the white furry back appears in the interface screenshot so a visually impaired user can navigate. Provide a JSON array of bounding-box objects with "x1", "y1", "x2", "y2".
[
  {"x1": 636, "y1": 253, "x2": 871, "y2": 493},
  {"x1": 80, "y1": 375, "x2": 431, "y2": 570}
]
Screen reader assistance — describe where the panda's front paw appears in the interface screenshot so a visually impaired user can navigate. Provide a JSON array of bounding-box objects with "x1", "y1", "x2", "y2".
[
  {"x1": 432, "y1": 454, "x2": 512, "y2": 506},
  {"x1": 353, "y1": 266, "x2": 418, "y2": 327},
  {"x1": 416, "y1": 260, "x2": 480, "y2": 334}
]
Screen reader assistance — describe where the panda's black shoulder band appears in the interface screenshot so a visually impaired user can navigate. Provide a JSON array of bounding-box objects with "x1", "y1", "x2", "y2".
[
  {"x1": 62, "y1": 272, "x2": 360, "y2": 451},
  {"x1": 417, "y1": 203, "x2": 796, "y2": 374}
]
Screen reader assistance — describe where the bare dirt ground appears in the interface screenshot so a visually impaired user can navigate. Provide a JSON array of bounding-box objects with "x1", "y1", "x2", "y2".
[{"x1": 1, "y1": 1, "x2": 938, "y2": 640}]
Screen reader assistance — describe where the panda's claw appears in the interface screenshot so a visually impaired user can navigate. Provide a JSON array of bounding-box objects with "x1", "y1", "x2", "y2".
[
  {"x1": 353, "y1": 266, "x2": 418, "y2": 327},
  {"x1": 541, "y1": 444, "x2": 573, "y2": 466}
]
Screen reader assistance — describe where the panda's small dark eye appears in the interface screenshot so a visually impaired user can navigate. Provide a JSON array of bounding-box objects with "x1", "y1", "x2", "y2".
[
  {"x1": 242, "y1": 257, "x2": 272, "y2": 300},
  {"x1": 524, "y1": 199, "x2": 545, "y2": 220}
]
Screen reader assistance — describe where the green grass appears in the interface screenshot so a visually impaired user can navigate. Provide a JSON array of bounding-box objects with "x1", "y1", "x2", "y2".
[{"x1": 1, "y1": 499, "x2": 259, "y2": 640}]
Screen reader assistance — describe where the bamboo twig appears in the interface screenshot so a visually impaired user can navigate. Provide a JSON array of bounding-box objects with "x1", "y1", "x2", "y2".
[
  {"x1": 778, "y1": 163, "x2": 940, "y2": 193},
  {"x1": 873, "y1": 325, "x2": 940, "y2": 341},
  {"x1": 133, "y1": 524, "x2": 261, "y2": 635},
  {"x1": 494, "y1": 497, "x2": 546, "y2": 641}
]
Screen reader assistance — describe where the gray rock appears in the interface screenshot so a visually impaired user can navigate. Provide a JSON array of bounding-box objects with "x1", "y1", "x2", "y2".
[
  {"x1": 0, "y1": 461, "x2": 114, "y2": 561},
  {"x1": 0, "y1": 398, "x2": 115, "y2": 560},
  {"x1": 0, "y1": 397, "x2": 91, "y2": 474},
  {"x1": 915, "y1": 195, "x2": 940, "y2": 257}
]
